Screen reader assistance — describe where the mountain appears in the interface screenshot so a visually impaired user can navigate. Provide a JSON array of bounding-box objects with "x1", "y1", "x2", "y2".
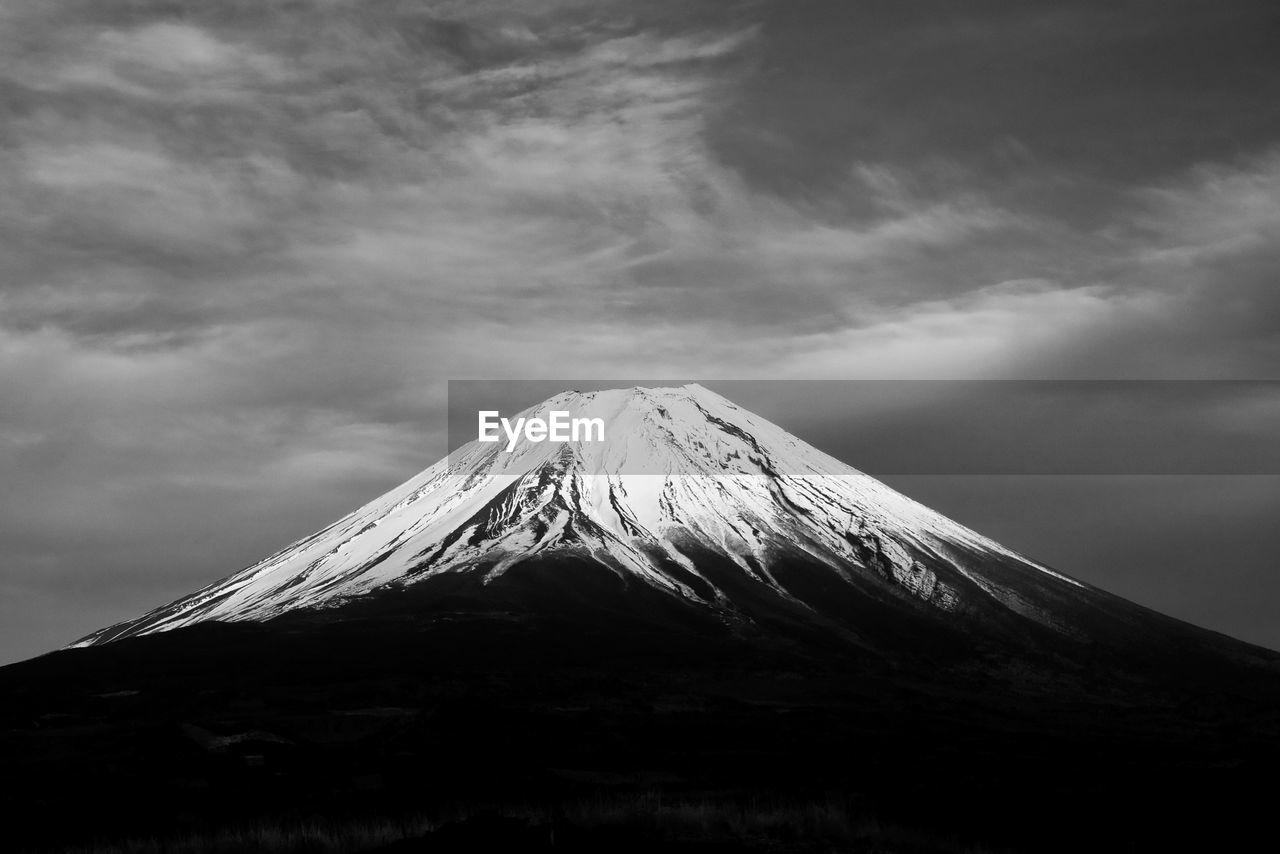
[
  {"x1": 73, "y1": 384, "x2": 1258, "y2": 672},
  {"x1": 8, "y1": 384, "x2": 1280, "y2": 853}
]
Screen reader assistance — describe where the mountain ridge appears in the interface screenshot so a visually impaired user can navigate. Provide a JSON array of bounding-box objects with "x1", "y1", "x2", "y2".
[{"x1": 74, "y1": 384, "x2": 1274, "y2": 676}]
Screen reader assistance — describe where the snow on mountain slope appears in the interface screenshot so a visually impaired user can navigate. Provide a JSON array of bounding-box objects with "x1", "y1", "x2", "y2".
[{"x1": 75, "y1": 384, "x2": 1088, "y2": 647}]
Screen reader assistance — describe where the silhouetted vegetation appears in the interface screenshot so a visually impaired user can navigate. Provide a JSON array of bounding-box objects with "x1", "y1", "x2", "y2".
[{"x1": 52, "y1": 793, "x2": 996, "y2": 853}]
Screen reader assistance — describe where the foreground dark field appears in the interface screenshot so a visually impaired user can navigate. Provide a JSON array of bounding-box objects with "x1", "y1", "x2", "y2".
[{"x1": 4, "y1": 604, "x2": 1279, "y2": 853}]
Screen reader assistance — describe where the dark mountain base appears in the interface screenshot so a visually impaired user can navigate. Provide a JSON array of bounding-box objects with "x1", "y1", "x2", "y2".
[{"x1": 4, "y1": 597, "x2": 1279, "y2": 854}]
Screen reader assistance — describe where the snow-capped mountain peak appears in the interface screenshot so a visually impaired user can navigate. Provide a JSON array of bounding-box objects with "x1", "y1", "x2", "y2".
[{"x1": 75, "y1": 384, "x2": 1088, "y2": 647}]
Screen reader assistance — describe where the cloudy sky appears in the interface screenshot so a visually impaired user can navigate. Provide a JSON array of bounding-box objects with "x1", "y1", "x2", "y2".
[{"x1": 2, "y1": 0, "x2": 1279, "y2": 663}]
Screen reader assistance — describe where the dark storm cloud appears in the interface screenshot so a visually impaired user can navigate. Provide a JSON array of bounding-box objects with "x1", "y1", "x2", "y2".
[{"x1": 1, "y1": 0, "x2": 1278, "y2": 661}]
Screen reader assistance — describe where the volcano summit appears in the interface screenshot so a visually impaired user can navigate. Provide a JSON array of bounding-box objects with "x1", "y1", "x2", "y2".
[{"x1": 70, "y1": 386, "x2": 1154, "y2": 649}]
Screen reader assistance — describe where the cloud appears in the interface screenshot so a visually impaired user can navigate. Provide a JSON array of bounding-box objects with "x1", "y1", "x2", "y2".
[
  {"x1": 97, "y1": 22, "x2": 252, "y2": 74},
  {"x1": 1075, "y1": 151, "x2": 1280, "y2": 376},
  {"x1": 1130, "y1": 150, "x2": 1280, "y2": 266},
  {"x1": 765, "y1": 281, "x2": 1143, "y2": 379},
  {"x1": 0, "y1": 0, "x2": 1053, "y2": 379}
]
